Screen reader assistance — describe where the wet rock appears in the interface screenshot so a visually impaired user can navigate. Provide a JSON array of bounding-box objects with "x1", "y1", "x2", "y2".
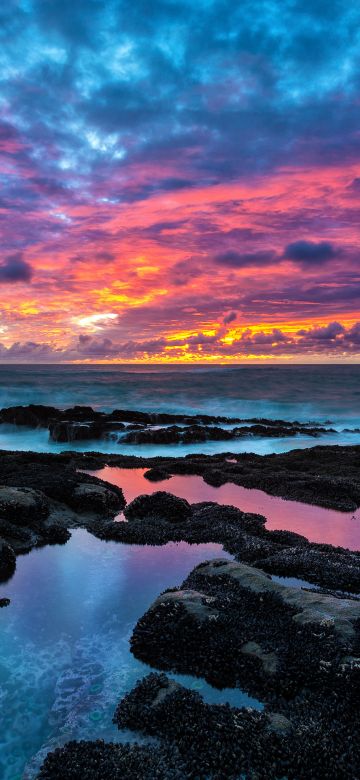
[
  {"x1": 0, "y1": 538, "x2": 16, "y2": 582},
  {"x1": 0, "y1": 485, "x2": 49, "y2": 524},
  {"x1": 70, "y1": 483, "x2": 125, "y2": 515},
  {"x1": 0, "y1": 404, "x2": 58, "y2": 427},
  {"x1": 49, "y1": 420, "x2": 104, "y2": 443},
  {"x1": 123, "y1": 426, "x2": 182, "y2": 445},
  {"x1": 67, "y1": 443, "x2": 360, "y2": 511},
  {"x1": 130, "y1": 560, "x2": 360, "y2": 698},
  {"x1": 114, "y1": 670, "x2": 360, "y2": 779},
  {"x1": 37, "y1": 739, "x2": 185, "y2": 780},
  {"x1": 143, "y1": 468, "x2": 171, "y2": 482},
  {"x1": 41, "y1": 523, "x2": 71, "y2": 545},
  {"x1": 124, "y1": 491, "x2": 191, "y2": 524},
  {"x1": 0, "y1": 597, "x2": 10, "y2": 607}
]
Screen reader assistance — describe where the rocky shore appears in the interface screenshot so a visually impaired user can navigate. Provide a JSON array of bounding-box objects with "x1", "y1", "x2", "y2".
[
  {"x1": 0, "y1": 440, "x2": 358, "y2": 778},
  {"x1": 0, "y1": 449, "x2": 359, "y2": 591},
  {"x1": 0, "y1": 403, "x2": 335, "y2": 445},
  {"x1": 38, "y1": 562, "x2": 360, "y2": 779}
]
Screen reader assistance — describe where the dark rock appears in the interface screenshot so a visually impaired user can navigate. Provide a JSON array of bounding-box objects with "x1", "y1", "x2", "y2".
[
  {"x1": 69, "y1": 482, "x2": 124, "y2": 515},
  {"x1": 41, "y1": 524, "x2": 71, "y2": 545},
  {"x1": 143, "y1": 468, "x2": 171, "y2": 482},
  {"x1": 123, "y1": 426, "x2": 182, "y2": 445},
  {"x1": 37, "y1": 739, "x2": 184, "y2": 780},
  {"x1": 114, "y1": 669, "x2": 360, "y2": 780},
  {"x1": 0, "y1": 404, "x2": 58, "y2": 427},
  {"x1": 49, "y1": 420, "x2": 104, "y2": 443},
  {"x1": 130, "y1": 560, "x2": 360, "y2": 699},
  {"x1": 124, "y1": 491, "x2": 191, "y2": 524},
  {"x1": 0, "y1": 538, "x2": 16, "y2": 582},
  {"x1": 0, "y1": 597, "x2": 10, "y2": 607},
  {"x1": 0, "y1": 485, "x2": 49, "y2": 524}
]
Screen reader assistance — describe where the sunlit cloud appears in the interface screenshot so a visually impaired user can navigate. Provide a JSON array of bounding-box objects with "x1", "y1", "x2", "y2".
[{"x1": 0, "y1": 1, "x2": 359, "y2": 361}]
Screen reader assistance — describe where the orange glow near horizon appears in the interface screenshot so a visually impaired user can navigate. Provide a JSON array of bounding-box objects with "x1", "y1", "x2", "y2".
[{"x1": 1, "y1": 162, "x2": 360, "y2": 362}]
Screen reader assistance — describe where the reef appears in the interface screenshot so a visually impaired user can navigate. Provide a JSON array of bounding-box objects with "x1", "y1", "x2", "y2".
[
  {"x1": 0, "y1": 402, "x2": 334, "y2": 444},
  {"x1": 131, "y1": 560, "x2": 360, "y2": 692}
]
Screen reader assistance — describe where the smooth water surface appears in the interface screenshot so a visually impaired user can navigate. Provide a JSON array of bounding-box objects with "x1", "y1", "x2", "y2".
[
  {"x1": 0, "y1": 531, "x2": 262, "y2": 780},
  {"x1": 92, "y1": 467, "x2": 360, "y2": 551}
]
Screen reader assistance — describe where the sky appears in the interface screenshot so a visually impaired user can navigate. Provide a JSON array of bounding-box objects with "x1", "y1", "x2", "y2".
[{"x1": 1, "y1": 0, "x2": 360, "y2": 363}]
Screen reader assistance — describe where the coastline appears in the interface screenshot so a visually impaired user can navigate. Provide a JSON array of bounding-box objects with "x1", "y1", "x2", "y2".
[{"x1": 0, "y1": 409, "x2": 359, "y2": 778}]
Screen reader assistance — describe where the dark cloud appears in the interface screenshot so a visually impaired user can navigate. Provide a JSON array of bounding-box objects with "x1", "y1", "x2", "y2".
[
  {"x1": 0, "y1": 253, "x2": 33, "y2": 282},
  {"x1": 223, "y1": 311, "x2": 237, "y2": 324},
  {"x1": 214, "y1": 250, "x2": 277, "y2": 268},
  {"x1": 297, "y1": 322, "x2": 345, "y2": 340},
  {"x1": 284, "y1": 240, "x2": 338, "y2": 265}
]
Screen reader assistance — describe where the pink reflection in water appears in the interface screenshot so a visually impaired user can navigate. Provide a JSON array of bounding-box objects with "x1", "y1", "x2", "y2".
[{"x1": 91, "y1": 467, "x2": 360, "y2": 552}]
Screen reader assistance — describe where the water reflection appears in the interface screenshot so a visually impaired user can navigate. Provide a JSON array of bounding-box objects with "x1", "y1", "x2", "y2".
[
  {"x1": 93, "y1": 467, "x2": 360, "y2": 551},
  {"x1": 0, "y1": 530, "x2": 259, "y2": 780}
]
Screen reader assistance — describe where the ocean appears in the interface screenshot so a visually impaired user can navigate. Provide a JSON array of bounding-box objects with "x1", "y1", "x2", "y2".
[{"x1": 0, "y1": 363, "x2": 358, "y2": 456}]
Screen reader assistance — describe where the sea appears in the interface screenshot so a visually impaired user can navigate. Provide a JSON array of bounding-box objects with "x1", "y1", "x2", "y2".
[{"x1": 0, "y1": 363, "x2": 359, "y2": 456}]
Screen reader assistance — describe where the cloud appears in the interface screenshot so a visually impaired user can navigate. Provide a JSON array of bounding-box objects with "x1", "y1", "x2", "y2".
[
  {"x1": 0, "y1": 253, "x2": 33, "y2": 282},
  {"x1": 223, "y1": 311, "x2": 237, "y2": 324},
  {"x1": 284, "y1": 241, "x2": 338, "y2": 265},
  {"x1": 297, "y1": 322, "x2": 345, "y2": 340},
  {"x1": 213, "y1": 250, "x2": 277, "y2": 268}
]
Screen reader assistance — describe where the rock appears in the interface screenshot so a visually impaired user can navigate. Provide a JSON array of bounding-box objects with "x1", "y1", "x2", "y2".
[
  {"x1": 0, "y1": 404, "x2": 58, "y2": 427},
  {"x1": 123, "y1": 426, "x2": 182, "y2": 445},
  {"x1": 0, "y1": 485, "x2": 49, "y2": 525},
  {"x1": 48, "y1": 420, "x2": 104, "y2": 442},
  {"x1": 124, "y1": 491, "x2": 191, "y2": 523},
  {"x1": 41, "y1": 523, "x2": 71, "y2": 545},
  {"x1": 70, "y1": 483, "x2": 125, "y2": 515},
  {"x1": 0, "y1": 538, "x2": 16, "y2": 582},
  {"x1": 37, "y1": 739, "x2": 185, "y2": 780},
  {"x1": 143, "y1": 468, "x2": 171, "y2": 482},
  {"x1": 0, "y1": 597, "x2": 10, "y2": 607},
  {"x1": 130, "y1": 559, "x2": 360, "y2": 698}
]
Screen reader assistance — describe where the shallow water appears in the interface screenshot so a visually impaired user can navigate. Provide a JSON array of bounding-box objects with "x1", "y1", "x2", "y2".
[
  {"x1": 0, "y1": 530, "x2": 263, "y2": 780},
  {"x1": 91, "y1": 467, "x2": 360, "y2": 551},
  {"x1": 1, "y1": 422, "x2": 360, "y2": 458}
]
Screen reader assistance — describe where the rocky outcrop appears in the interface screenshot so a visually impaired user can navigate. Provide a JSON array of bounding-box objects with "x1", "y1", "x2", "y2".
[
  {"x1": 143, "y1": 468, "x2": 170, "y2": 482},
  {"x1": 124, "y1": 491, "x2": 191, "y2": 524},
  {"x1": 0, "y1": 485, "x2": 49, "y2": 524},
  {"x1": 0, "y1": 403, "x2": 335, "y2": 444},
  {"x1": 130, "y1": 559, "x2": 360, "y2": 697},
  {"x1": 97, "y1": 497, "x2": 360, "y2": 593},
  {"x1": 0, "y1": 453, "x2": 125, "y2": 558},
  {"x1": 112, "y1": 669, "x2": 360, "y2": 780},
  {"x1": 37, "y1": 739, "x2": 184, "y2": 780}
]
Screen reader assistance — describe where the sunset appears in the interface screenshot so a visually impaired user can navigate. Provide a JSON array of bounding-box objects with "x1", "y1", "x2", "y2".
[{"x1": 1, "y1": 1, "x2": 360, "y2": 361}]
